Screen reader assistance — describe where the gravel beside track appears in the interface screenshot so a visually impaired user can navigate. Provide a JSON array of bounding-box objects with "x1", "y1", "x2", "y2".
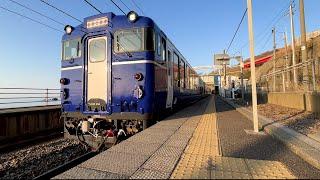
[
  {"x1": 0, "y1": 138, "x2": 88, "y2": 179},
  {"x1": 231, "y1": 99, "x2": 320, "y2": 136},
  {"x1": 215, "y1": 96, "x2": 320, "y2": 179},
  {"x1": 257, "y1": 103, "x2": 320, "y2": 136}
]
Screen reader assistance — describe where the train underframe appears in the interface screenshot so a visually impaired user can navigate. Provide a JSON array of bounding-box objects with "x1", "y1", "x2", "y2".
[{"x1": 63, "y1": 113, "x2": 149, "y2": 151}]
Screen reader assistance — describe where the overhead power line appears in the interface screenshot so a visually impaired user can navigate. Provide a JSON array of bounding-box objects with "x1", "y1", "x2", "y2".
[
  {"x1": 258, "y1": 33, "x2": 272, "y2": 52},
  {"x1": 110, "y1": 0, "x2": 126, "y2": 15},
  {"x1": 83, "y1": 0, "x2": 102, "y2": 14},
  {"x1": 7, "y1": 0, "x2": 65, "y2": 26},
  {"x1": 226, "y1": 8, "x2": 247, "y2": 53},
  {"x1": 232, "y1": 0, "x2": 291, "y2": 55},
  {"x1": 0, "y1": 5, "x2": 63, "y2": 33},
  {"x1": 39, "y1": 0, "x2": 82, "y2": 23},
  {"x1": 118, "y1": 0, "x2": 131, "y2": 11},
  {"x1": 131, "y1": 0, "x2": 145, "y2": 15}
]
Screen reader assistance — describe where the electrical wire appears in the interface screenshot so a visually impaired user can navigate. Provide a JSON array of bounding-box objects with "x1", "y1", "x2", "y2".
[
  {"x1": 7, "y1": 0, "x2": 65, "y2": 26},
  {"x1": 118, "y1": 0, "x2": 131, "y2": 11},
  {"x1": 232, "y1": 0, "x2": 291, "y2": 55},
  {"x1": 39, "y1": 0, "x2": 82, "y2": 23},
  {"x1": 109, "y1": 0, "x2": 126, "y2": 15},
  {"x1": 0, "y1": 5, "x2": 63, "y2": 33},
  {"x1": 83, "y1": 0, "x2": 102, "y2": 14},
  {"x1": 130, "y1": 0, "x2": 144, "y2": 15},
  {"x1": 258, "y1": 33, "x2": 273, "y2": 52},
  {"x1": 226, "y1": 8, "x2": 247, "y2": 53}
]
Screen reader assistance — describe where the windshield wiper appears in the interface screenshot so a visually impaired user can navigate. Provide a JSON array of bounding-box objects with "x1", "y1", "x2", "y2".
[{"x1": 117, "y1": 41, "x2": 132, "y2": 57}]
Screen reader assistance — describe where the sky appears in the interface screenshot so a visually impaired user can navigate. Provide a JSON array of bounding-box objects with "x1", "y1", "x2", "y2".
[{"x1": 0, "y1": 0, "x2": 319, "y2": 89}]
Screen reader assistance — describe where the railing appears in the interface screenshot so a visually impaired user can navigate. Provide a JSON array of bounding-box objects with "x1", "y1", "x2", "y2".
[
  {"x1": 258, "y1": 58, "x2": 320, "y2": 93},
  {"x1": 0, "y1": 88, "x2": 61, "y2": 109}
]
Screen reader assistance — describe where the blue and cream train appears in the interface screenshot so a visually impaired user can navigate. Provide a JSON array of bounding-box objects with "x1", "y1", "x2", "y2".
[{"x1": 61, "y1": 11, "x2": 207, "y2": 148}]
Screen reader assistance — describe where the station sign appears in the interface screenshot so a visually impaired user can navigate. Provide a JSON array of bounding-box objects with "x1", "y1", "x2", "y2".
[{"x1": 214, "y1": 53, "x2": 230, "y2": 65}]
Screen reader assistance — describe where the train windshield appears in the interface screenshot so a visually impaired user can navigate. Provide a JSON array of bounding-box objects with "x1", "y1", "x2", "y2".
[
  {"x1": 62, "y1": 38, "x2": 81, "y2": 60},
  {"x1": 114, "y1": 28, "x2": 154, "y2": 53}
]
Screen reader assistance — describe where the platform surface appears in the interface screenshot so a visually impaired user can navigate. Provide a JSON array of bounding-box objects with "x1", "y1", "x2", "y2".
[{"x1": 54, "y1": 96, "x2": 295, "y2": 179}]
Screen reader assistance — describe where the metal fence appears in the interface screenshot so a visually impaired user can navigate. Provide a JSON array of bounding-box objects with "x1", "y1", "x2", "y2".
[
  {"x1": 0, "y1": 88, "x2": 61, "y2": 109},
  {"x1": 258, "y1": 57, "x2": 320, "y2": 93},
  {"x1": 255, "y1": 34, "x2": 320, "y2": 93}
]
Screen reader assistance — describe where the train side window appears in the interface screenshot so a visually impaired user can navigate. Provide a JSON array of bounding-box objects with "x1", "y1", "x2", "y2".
[
  {"x1": 145, "y1": 28, "x2": 154, "y2": 51},
  {"x1": 173, "y1": 52, "x2": 179, "y2": 87},
  {"x1": 161, "y1": 38, "x2": 166, "y2": 61},
  {"x1": 168, "y1": 50, "x2": 172, "y2": 76},
  {"x1": 157, "y1": 34, "x2": 161, "y2": 56},
  {"x1": 186, "y1": 65, "x2": 190, "y2": 89},
  {"x1": 190, "y1": 69, "x2": 195, "y2": 90},
  {"x1": 179, "y1": 59, "x2": 185, "y2": 88}
]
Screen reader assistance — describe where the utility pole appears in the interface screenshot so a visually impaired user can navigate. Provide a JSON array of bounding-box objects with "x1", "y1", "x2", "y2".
[
  {"x1": 284, "y1": 32, "x2": 290, "y2": 83},
  {"x1": 272, "y1": 27, "x2": 276, "y2": 91},
  {"x1": 299, "y1": 0, "x2": 309, "y2": 91},
  {"x1": 223, "y1": 50, "x2": 227, "y2": 91},
  {"x1": 247, "y1": 0, "x2": 259, "y2": 133},
  {"x1": 290, "y1": 1, "x2": 298, "y2": 85}
]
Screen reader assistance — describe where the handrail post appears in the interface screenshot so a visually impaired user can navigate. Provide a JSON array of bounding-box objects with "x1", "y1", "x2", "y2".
[{"x1": 46, "y1": 88, "x2": 49, "y2": 105}]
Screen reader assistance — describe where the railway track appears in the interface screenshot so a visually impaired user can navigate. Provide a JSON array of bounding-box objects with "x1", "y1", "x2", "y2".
[
  {"x1": 0, "y1": 138, "x2": 89, "y2": 179},
  {"x1": 34, "y1": 151, "x2": 97, "y2": 179},
  {"x1": 0, "y1": 131, "x2": 63, "y2": 153}
]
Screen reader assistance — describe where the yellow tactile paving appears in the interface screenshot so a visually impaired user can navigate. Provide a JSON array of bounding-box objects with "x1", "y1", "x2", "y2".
[
  {"x1": 245, "y1": 159, "x2": 296, "y2": 179},
  {"x1": 210, "y1": 170, "x2": 252, "y2": 179},
  {"x1": 175, "y1": 154, "x2": 214, "y2": 170},
  {"x1": 171, "y1": 166, "x2": 210, "y2": 179},
  {"x1": 171, "y1": 96, "x2": 296, "y2": 179}
]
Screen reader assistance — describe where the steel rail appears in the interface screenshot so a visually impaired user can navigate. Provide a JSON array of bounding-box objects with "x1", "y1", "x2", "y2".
[{"x1": 34, "y1": 151, "x2": 97, "y2": 180}]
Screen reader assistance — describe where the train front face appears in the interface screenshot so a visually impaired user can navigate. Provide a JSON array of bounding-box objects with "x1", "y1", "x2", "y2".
[{"x1": 61, "y1": 12, "x2": 156, "y2": 147}]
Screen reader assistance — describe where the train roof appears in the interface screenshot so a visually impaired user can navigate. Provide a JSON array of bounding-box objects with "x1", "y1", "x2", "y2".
[{"x1": 62, "y1": 12, "x2": 197, "y2": 74}]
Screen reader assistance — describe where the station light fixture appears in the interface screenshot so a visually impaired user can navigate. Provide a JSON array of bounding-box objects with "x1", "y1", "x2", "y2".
[
  {"x1": 64, "y1": 25, "x2": 74, "y2": 35},
  {"x1": 127, "y1": 11, "x2": 139, "y2": 23}
]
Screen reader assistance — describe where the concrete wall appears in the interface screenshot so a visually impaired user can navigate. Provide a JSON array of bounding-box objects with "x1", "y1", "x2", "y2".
[
  {"x1": 244, "y1": 91, "x2": 268, "y2": 105},
  {"x1": 0, "y1": 106, "x2": 62, "y2": 141},
  {"x1": 268, "y1": 92, "x2": 320, "y2": 116},
  {"x1": 268, "y1": 92, "x2": 306, "y2": 110}
]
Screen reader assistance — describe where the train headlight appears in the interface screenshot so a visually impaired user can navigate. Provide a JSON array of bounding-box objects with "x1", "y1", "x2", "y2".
[
  {"x1": 127, "y1": 11, "x2": 138, "y2": 23},
  {"x1": 64, "y1": 25, "x2": 74, "y2": 35},
  {"x1": 60, "y1": 78, "x2": 69, "y2": 85},
  {"x1": 134, "y1": 73, "x2": 143, "y2": 81}
]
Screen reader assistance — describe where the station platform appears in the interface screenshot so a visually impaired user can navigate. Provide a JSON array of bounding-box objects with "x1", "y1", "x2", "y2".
[{"x1": 54, "y1": 96, "x2": 295, "y2": 179}]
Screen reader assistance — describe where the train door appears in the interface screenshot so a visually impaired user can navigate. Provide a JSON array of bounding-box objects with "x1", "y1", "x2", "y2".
[
  {"x1": 86, "y1": 36, "x2": 109, "y2": 111},
  {"x1": 166, "y1": 50, "x2": 173, "y2": 108}
]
